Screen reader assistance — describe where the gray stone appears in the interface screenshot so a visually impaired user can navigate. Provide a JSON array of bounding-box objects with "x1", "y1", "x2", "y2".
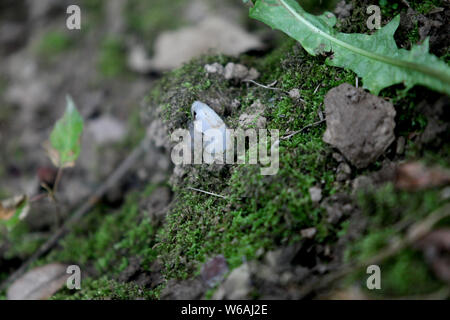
[
  {"x1": 204, "y1": 62, "x2": 224, "y2": 75},
  {"x1": 245, "y1": 67, "x2": 260, "y2": 81},
  {"x1": 308, "y1": 186, "x2": 322, "y2": 203},
  {"x1": 7, "y1": 263, "x2": 69, "y2": 300},
  {"x1": 323, "y1": 84, "x2": 396, "y2": 168},
  {"x1": 213, "y1": 263, "x2": 251, "y2": 300},
  {"x1": 288, "y1": 88, "x2": 301, "y2": 100},
  {"x1": 146, "y1": 118, "x2": 169, "y2": 148},
  {"x1": 238, "y1": 99, "x2": 267, "y2": 129},
  {"x1": 86, "y1": 115, "x2": 127, "y2": 145},
  {"x1": 332, "y1": 152, "x2": 345, "y2": 163},
  {"x1": 336, "y1": 162, "x2": 352, "y2": 181},
  {"x1": 300, "y1": 227, "x2": 317, "y2": 239},
  {"x1": 396, "y1": 136, "x2": 406, "y2": 155},
  {"x1": 352, "y1": 175, "x2": 374, "y2": 194},
  {"x1": 224, "y1": 62, "x2": 249, "y2": 80},
  {"x1": 239, "y1": 113, "x2": 266, "y2": 129},
  {"x1": 150, "y1": 16, "x2": 263, "y2": 70},
  {"x1": 161, "y1": 278, "x2": 206, "y2": 300},
  {"x1": 334, "y1": 1, "x2": 353, "y2": 19}
]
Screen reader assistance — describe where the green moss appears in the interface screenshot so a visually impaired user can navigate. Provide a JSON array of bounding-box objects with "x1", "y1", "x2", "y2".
[
  {"x1": 98, "y1": 37, "x2": 127, "y2": 77},
  {"x1": 2, "y1": 223, "x2": 46, "y2": 260},
  {"x1": 149, "y1": 39, "x2": 360, "y2": 279},
  {"x1": 378, "y1": 0, "x2": 402, "y2": 16},
  {"x1": 38, "y1": 185, "x2": 158, "y2": 275},
  {"x1": 408, "y1": 0, "x2": 443, "y2": 14},
  {"x1": 345, "y1": 183, "x2": 448, "y2": 297},
  {"x1": 51, "y1": 276, "x2": 160, "y2": 300},
  {"x1": 3, "y1": 1, "x2": 446, "y2": 298},
  {"x1": 380, "y1": 250, "x2": 442, "y2": 297},
  {"x1": 148, "y1": 31, "x2": 449, "y2": 287},
  {"x1": 147, "y1": 54, "x2": 234, "y2": 130},
  {"x1": 360, "y1": 183, "x2": 445, "y2": 227},
  {"x1": 82, "y1": 0, "x2": 104, "y2": 16},
  {"x1": 36, "y1": 31, "x2": 74, "y2": 57},
  {"x1": 73, "y1": 0, "x2": 104, "y2": 33},
  {"x1": 379, "y1": 0, "x2": 442, "y2": 16}
]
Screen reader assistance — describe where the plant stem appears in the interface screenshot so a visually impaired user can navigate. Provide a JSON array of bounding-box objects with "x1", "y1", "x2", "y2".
[
  {"x1": 53, "y1": 167, "x2": 63, "y2": 195},
  {"x1": 30, "y1": 193, "x2": 48, "y2": 203}
]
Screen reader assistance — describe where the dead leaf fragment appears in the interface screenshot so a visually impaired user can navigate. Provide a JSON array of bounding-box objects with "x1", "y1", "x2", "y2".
[
  {"x1": 395, "y1": 162, "x2": 450, "y2": 191},
  {"x1": 0, "y1": 195, "x2": 30, "y2": 221},
  {"x1": 7, "y1": 263, "x2": 70, "y2": 300},
  {"x1": 0, "y1": 203, "x2": 15, "y2": 220}
]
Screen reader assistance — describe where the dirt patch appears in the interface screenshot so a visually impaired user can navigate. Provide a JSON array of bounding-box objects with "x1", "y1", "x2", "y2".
[{"x1": 323, "y1": 83, "x2": 396, "y2": 169}]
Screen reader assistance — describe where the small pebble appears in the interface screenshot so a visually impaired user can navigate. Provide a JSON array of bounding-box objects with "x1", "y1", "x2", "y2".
[
  {"x1": 308, "y1": 186, "x2": 322, "y2": 203},
  {"x1": 288, "y1": 88, "x2": 301, "y2": 100},
  {"x1": 336, "y1": 163, "x2": 352, "y2": 181},
  {"x1": 301, "y1": 227, "x2": 317, "y2": 239},
  {"x1": 204, "y1": 63, "x2": 224, "y2": 75}
]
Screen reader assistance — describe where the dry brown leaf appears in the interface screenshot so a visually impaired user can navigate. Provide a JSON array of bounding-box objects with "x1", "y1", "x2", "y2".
[
  {"x1": 0, "y1": 195, "x2": 29, "y2": 221},
  {"x1": 7, "y1": 263, "x2": 70, "y2": 300},
  {"x1": 0, "y1": 203, "x2": 15, "y2": 220},
  {"x1": 395, "y1": 162, "x2": 450, "y2": 191}
]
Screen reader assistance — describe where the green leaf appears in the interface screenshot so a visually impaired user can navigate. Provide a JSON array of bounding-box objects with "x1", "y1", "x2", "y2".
[
  {"x1": 250, "y1": 0, "x2": 450, "y2": 95},
  {"x1": 48, "y1": 95, "x2": 84, "y2": 168}
]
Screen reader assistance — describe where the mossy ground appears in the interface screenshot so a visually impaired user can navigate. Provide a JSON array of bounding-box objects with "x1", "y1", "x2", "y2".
[
  {"x1": 149, "y1": 38, "x2": 360, "y2": 279},
  {"x1": 346, "y1": 184, "x2": 449, "y2": 297},
  {"x1": 51, "y1": 276, "x2": 157, "y2": 300},
  {"x1": 1, "y1": 184, "x2": 165, "y2": 299},
  {"x1": 1, "y1": 0, "x2": 449, "y2": 300},
  {"x1": 98, "y1": 37, "x2": 128, "y2": 77},
  {"x1": 149, "y1": 35, "x2": 448, "y2": 298},
  {"x1": 36, "y1": 31, "x2": 75, "y2": 58}
]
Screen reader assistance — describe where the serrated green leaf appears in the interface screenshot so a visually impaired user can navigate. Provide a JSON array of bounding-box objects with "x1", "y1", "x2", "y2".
[
  {"x1": 250, "y1": 0, "x2": 450, "y2": 95},
  {"x1": 49, "y1": 95, "x2": 84, "y2": 168}
]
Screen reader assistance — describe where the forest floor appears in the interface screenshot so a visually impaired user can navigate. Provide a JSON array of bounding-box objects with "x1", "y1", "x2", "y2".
[{"x1": 0, "y1": 0, "x2": 449, "y2": 300}]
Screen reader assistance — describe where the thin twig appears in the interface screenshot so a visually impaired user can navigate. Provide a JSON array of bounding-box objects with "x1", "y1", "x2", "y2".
[
  {"x1": 243, "y1": 79, "x2": 287, "y2": 93},
  {"x1": 243, "y1": 79, "x2": 307, "y2": 102},
  {"x1": 52, "y1": 167, "x2": 63, "y2": 195},
  {"x1": 0, "y1": 137, "x2": 151, "y2": 291},
  {"x1": 29, "y1": 193, "x2": 48, "y2": 203},
  {"x1": 281, "y1": 119, "x2": 326, "y2": 140},
  {"x1": 313, "y1": 84, "x2": 321, "y2": 94},
  {"x1": 187, "y1": 187, "x2": 227, "y2": 199}
]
